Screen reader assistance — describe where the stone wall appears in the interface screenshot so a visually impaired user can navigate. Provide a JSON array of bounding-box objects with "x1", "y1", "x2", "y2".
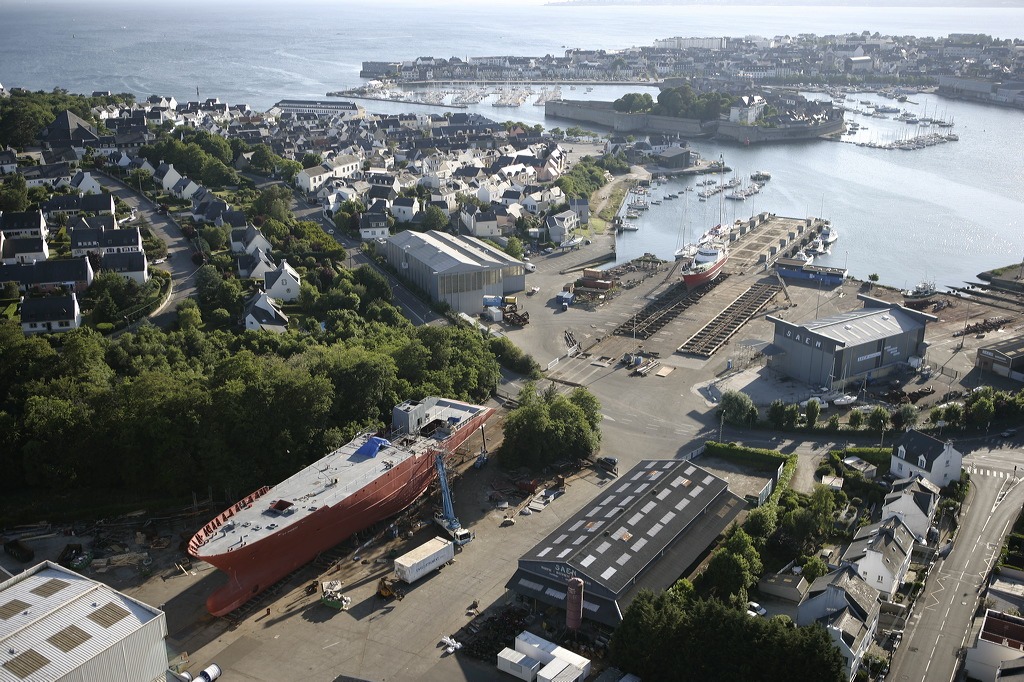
[{"x1": 544, "y1": 99, "x2": 709, "y2": 136}]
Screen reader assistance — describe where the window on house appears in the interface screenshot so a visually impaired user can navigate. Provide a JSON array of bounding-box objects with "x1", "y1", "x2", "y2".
[{"x1": 876, "y1": 576, "x2": 882, "y2": 583}]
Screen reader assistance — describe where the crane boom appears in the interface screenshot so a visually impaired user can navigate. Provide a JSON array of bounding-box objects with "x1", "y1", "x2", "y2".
[{"x1": 433, "y1": 452, "x2": 472, "y2": 545}]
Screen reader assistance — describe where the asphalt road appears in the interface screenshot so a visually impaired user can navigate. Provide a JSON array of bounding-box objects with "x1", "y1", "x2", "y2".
[
  {"x1": 888, "y1": 444, "x2": 1024, "y2": 682},
  {"x1": 96, "y1": 171, "x2": 201, "y2": 327}
]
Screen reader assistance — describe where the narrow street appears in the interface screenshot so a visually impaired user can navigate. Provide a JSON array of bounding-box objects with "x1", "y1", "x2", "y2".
[
  {"x1": 888, "y1": 447, "x2": 1024, "y2": 682},
  {"x1": 96, "y1": 171, "x2": 201, "y2": 327}
]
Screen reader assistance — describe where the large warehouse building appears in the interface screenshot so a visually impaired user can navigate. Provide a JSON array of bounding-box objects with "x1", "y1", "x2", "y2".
[
  {"x1": 0, "y1": 561, "x2": 168, "y2": 682},
  {"x1": 383, "y1": 230, "x2": 527, "y2": 314},
  {"x1": 766, "y1": 294, "x2": 936, "y2": 390},
  {"x1": 506, "y1": 459, "x2": 746, "y2": 627}
]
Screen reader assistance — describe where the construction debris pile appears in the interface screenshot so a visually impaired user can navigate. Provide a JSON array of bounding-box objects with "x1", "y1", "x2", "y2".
[{"x1": 458, "y1": 605, "x2": 532, "y2": 661}]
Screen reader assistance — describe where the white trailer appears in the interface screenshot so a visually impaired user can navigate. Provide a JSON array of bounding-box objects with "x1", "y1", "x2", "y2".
[{"x1": 394, "y1": 537, "x2": 455, "y2": 584}]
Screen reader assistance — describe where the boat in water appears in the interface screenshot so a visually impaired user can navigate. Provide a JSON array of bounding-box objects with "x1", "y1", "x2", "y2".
[
  {"x1": 820, "y1": 226, "x2": 839, "y2": 245},
  {"x1": 189, "y1": 397, "x2": 493, "y2": 616},
  {"x1": 680, "y1": 242, "x2": 728, "y2": 287},
  {"x1": 806, "y1": 238, "x2": 829, "y2": 255},
  {"x1": 903, "y1": 280, "x2": 937, "y2": 300}
]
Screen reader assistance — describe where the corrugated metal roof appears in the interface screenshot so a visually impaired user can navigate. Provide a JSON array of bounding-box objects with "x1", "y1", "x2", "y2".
[
  {"x1": 0, "y1": 562, "x2": 164, "y2": 682},
  {"x1": 803, "y1": 306, "x2": 924, "y2": 346},
  {"x1": 389, "y1": 230, "x2": 523, "y2": 274}
]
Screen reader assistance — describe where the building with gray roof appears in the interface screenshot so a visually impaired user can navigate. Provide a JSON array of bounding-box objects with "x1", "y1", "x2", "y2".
[
  {"x1": 797, "y1": 566, "x2": 881, "y2": 681},
  {"x1": 0, "y1": 561, "x2": 167, "y2": 681},
  {"x1": 383, "y1": 230, "x2": 526, "y2": 314},
  {"x1": 766, "y1": 294, "x2": 936, "y2": 390},
  {"x1": 506, "y1": 459, "x2": 746, "y2": 627}
]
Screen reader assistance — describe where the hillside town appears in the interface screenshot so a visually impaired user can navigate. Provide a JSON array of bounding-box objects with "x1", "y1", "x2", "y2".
[{"x1": 363, "y1": 31, "x2": 1024, "y2": 108}]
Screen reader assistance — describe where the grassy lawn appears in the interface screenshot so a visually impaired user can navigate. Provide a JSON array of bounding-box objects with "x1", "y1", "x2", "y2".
[{"x1": 596, "y1": 183, "x2": 628, "y2": 223}]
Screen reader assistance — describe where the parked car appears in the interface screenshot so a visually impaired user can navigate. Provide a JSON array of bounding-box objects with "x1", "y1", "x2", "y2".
[
  {"x1": 1001, "y1": 428, "x2": 1017, "y2": 438},
  {"x1": 748, "y1": 601, "x2": 767, "y2": 616}
]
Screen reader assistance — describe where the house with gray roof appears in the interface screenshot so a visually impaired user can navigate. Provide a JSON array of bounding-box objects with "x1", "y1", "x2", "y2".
[
  {"x1": 840, "y1": 515, "x2": 915, "y2": 601},
  {"x1": 798, "y1": 566, "x2": 881, "y2": 681},
  {"x1": 20, "y1": 293, "x2": 82, "y2": 335},
  {"x1": 1, "y1": 236, "x2": 49, "y2": 264},
  {"x1": 152, "y1": 161, "x2": 182, "y2": 192},
  {"x1": 66, "y1": 170, "x2": 103, "y2": 195},
  {"x1": 19, "y1": 162, "x2": 73, "y2": 188},
  {"x1": 0, "y1": 257, "x2": 94, "y2": 293},
  {"x1": 882, "y1": 475, "x2": 940, "y2": 543},
  {"x1": 545, "y1": 209, "x2": 579, "y2": 245},
  {"x1": 230, "y1": 224, "x2": 272, "y2": 255},
  {"x1": 244, "y1": 290, "x2": 289, "y2": 333},
  {"x1": 889, "y1": 429, "x2": 963, "y2": 488},
  {"x1": 171, "y1": 176, "x2": 201, "y2": 200},
  {"x1": 264, "y1": 259, "x2": 301, "y2": 302},
  {"x1": 238, "y1": 247, "x2": 276, "y2": 280},
  {"x1": 0, "y1": 210, "x2": 48, "y2": 239},
  {"x1": 0, "y1": 149, "x2": 17, "y2": 174},
  {"x1": 69, "y1": 219, "x2": 142, "y2": 258},
  {"x1": 101, "y1": 251, "x2": 150, "y2": 285}
]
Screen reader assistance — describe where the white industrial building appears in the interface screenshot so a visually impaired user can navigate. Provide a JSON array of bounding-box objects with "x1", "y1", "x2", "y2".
[
  {"x1": 382, "y1": 230, "x2": 526, "y2": 314},
  {"x1": 0, "y1": 561, "x2": 168, "y2": 682}
]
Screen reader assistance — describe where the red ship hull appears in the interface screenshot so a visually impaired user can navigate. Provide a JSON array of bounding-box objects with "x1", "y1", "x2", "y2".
[
  {"x1": 189, "y1": 408, "x2": 492, "y2": 616},
  {"x1": 682, "y1": 253, "x2": 728, "y2": 288}
]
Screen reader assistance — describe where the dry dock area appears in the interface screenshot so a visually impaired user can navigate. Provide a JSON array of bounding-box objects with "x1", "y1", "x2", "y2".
[{"x1": 726, "y1": 214, "x2": 829, "y2": 272}]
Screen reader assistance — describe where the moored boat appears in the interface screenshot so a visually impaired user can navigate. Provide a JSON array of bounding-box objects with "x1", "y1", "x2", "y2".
[{"x1": 189, "y1": 397, "x2": 492, "y2": 616}]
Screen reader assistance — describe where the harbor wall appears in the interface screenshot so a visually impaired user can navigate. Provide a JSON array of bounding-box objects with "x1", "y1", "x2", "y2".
[
  {"x1": 546, "y1": 99, "x2": 844, "y2": 144},
  {"x1": 715, "y1": 116, "x2": 845, "y2": 143},
  {"x1": 544, "y1": 100, "x2": 709, "y2": 136}
]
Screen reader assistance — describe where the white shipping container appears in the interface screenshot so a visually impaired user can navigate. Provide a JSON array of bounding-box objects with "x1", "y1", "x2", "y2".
[
  {"x1": 393, "y1": 537, "x2": 454, "y2": 584},
  {"x1": 537, "y1": 659, "x2": 585, "y2": 682},
  {"x1": 497, "y1": 647, "x2": 541, "y2": 681},
  {"x1": 514, "y1": 632, "x2": 591, "y2": 678}
]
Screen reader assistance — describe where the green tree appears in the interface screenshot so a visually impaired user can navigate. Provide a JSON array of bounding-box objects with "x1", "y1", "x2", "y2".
[
  {"x1": 500, "y1": 383, "x2": 601, "y2": 469},
  {"x1": 867, "y1": 406, "x2": 891, "y2": 432},
  {"x1": 703, "y1": 550, "x2": 753, "y2": 602},
  {"x1": 784, "y1": 404, "x2": 801, "y2": 430},
  {"x1": 0, "y1": 102, "x2": 55, "y2": 148},
  {"x1": 0, "y1": 174, "x2": 29, "y2": 212},
  {"x1": 505, "y1": 236, "x2": 524, "y2": 260},
  {"x1": 745, "y1": 505, "x2": 777, "y2": 540},
  {"x1": 201, "y1": 225, "x2": 228, "y2": 252},
  {"x1": 808, "y1": 485, "x2": 836, "y2": 537},
  {"x1": 767, "y1": 399, "x2": 787, "y2": 430},
  {"x1": 967, "y1": 396, "x2": 996, "y2": 430},
  {"x1": 719, "y1": 389, "x2": 757, "y2": 425},
  {"x1": 891, "y1": 404, "x2": 918, "y2": 431},
  {"x1": 421, "y1": 205, "x2": 449, "y2": 232},
  {"x1": 848, "y1": 408, "x2": 864, "y2": 430},
  {"x1": 301, "y1": 153, "x2": 324, "y2": 169},
  {"x1": 806, "y1": 400, "x2": 820, "y2": 429},
  {"x1": 801, "y1": 555, "x2": 829, "y2": 582},
  {"x1": 943, "y1": 402, "x2": 964, "y2": 426},
  {"x1": 176, "y1": 299, "x2": 203, "y2": 329}
]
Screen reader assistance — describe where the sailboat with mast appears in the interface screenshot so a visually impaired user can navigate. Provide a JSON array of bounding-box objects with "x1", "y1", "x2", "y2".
[{"x1": 677, "y1": 154, "x2": 729, "y2": 287}]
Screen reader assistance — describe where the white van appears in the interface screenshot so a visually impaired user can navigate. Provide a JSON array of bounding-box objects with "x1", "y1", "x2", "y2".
[{"x1": 524, "y1": 262, "x2": 536, "y2": 273}]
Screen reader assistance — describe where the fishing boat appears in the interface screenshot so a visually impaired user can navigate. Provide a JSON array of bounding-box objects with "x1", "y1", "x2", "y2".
[
  {"x1": 806, "y1": 238, "x2": 829, "y2": 255},
  {"x1": 832, "y1": 395, "x2": 858, "y2": 406},
  {"x1": 903, "y1": 281, "x2": 937, "y2": 300},
  {"x1": 680, "y1": 242, "x2": 728, "y2": 287},
  {"x1": 820, "y1": 226, "x2": 839, "y2": 245},
  {"x1": 750, "y1": 171, "x2": 771, "y2": 182},
  {"x1": 189, "y1": 397, "x2": 493, "y2": 616}
]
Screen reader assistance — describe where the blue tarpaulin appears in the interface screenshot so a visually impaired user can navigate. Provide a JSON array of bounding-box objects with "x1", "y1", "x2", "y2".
[{"x1": 355, "y1": 437, "x2": 391, "y2": 458}]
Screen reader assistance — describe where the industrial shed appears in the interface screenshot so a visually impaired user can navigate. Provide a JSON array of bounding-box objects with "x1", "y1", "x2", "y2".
[
  {"x1": 0, "y1": 561, "x2": 167, "y2": 682},
  {"x1": 766, "y1": 294, "x2": 936, "y2": 390},
  {"x1": 382, "y1": 230, "x2": 526, "y2": 314},
  {"x1": 976, "y1": 335, "x2": 1024, "y2": 382},
  {"x1": 506, "y1": 459, "x2": 746, "y2": 627}
]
